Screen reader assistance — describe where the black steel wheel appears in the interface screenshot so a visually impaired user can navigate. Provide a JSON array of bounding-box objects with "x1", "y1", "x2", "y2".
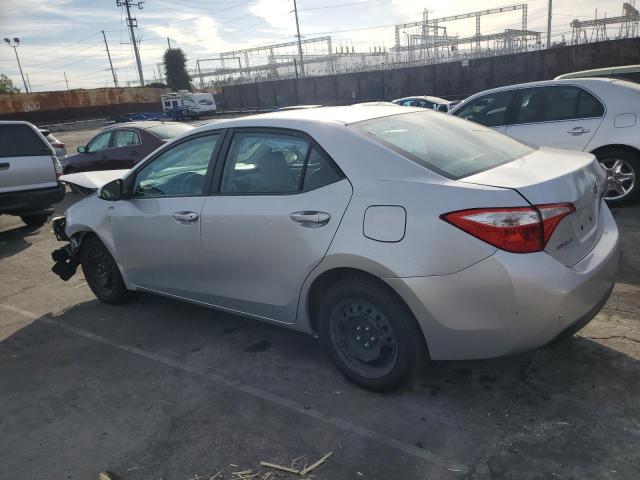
[
  {"x1": 80, "y1": 234, "x2": 129, "y2": 304},
  {"x1": 330, "y1": 299, "x2": 399, "y2": 379},
  {"x1": 319, "y1": 275, "x2": 425, "y2": 391}
]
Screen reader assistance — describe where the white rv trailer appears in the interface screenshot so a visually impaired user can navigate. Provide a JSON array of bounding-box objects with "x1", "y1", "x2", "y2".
[{"x1": 161, "y1": 91, "x2": 217, "y2": 116}]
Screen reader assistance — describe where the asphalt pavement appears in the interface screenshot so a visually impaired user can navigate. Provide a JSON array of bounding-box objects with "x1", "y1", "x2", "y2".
[{"x1": 0, "y1": 152, "x2": 639, "y2": 479}]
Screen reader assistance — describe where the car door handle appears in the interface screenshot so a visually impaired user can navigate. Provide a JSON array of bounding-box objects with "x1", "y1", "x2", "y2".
[
  {"x1": 0, "y1": 162, "x2": 9, "y2": 170},
  {"x1": 567, "y1": 126, "x2": 591, "y2": 135},
  {"x1": 172, "y1": 211, "x2": 199, "y2": 222},
  {"x1": 290, "y1": 211, "x2": 331, "y2": 227}
]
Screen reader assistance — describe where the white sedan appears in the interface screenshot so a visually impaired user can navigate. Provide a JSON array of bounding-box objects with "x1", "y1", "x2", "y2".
[{"x1": 450, "y1": 78, "x2": 640, "y2": 205}]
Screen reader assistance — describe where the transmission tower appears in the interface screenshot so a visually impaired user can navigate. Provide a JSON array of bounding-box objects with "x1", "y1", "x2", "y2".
[
  {"x1": 570, "y1": 1, "x2": 639, "y2": 44},
  {"x1": 116, "y1": 0, "x2": 145, "y2": 87}
]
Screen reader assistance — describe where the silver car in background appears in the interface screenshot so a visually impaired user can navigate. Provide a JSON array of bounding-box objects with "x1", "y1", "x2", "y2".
[{"x1": 52, "y1": 106, "x2": 619, "y2": 391}]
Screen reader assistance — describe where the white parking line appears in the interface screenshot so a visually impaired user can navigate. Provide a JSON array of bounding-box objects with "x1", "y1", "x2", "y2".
[{"x1": 0, "y1": 303, "x2": 467, "y2": 473}]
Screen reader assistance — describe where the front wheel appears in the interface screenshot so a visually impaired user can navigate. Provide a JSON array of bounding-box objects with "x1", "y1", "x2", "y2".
[
  {"x1": 596, "y1": 148, "x2": 639, "y2": 206},
  {"x1": 318, "y1": 276, "x2": 425, "y2": 391},
  {"x1": 80, "y1": 235, "x2": 129, "y2": 304}
]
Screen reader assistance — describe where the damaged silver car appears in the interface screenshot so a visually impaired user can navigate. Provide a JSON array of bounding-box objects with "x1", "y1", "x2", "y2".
[{"x1": 52, "y1": 105, "x2": 619, "y2": 391}]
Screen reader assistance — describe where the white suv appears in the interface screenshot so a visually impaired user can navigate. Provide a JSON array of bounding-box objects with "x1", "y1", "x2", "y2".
[
  {"x1": 450, "y1": 78, "x2": 640, "y2": 205},
  {"x1": 0, "y1": 121, "x2": 65, "y2": 226}
]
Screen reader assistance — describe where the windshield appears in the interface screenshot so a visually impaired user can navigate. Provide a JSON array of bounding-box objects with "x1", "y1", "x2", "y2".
[
  {"x1": 353, "y1": 111, "x2": 534, "y2": 179},
  {"x1": 146, "y1": 123, "x2": 194, "y2": 140}
]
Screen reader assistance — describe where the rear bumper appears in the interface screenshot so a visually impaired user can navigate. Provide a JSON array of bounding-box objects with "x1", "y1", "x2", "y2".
[
  {"x1": 386, "y1": 205, "x2": 620, "y2": 360},
  {"x1": 0, "y1": 183, "x2": 65, "y2": 214}
]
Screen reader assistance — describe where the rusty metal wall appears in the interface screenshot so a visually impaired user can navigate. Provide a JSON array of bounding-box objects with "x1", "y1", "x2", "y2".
[{"x1": 0, "y1": 87, "x2": 169, "y2": 123}]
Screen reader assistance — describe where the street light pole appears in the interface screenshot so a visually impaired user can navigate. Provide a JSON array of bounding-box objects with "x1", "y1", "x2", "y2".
[{"x1": 4, "y1": 37, "x2": 29, "y2": 93}]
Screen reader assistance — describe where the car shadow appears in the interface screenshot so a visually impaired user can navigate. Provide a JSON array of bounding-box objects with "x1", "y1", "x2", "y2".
[
  {"x1": 1, "y1": 291, "x2": 638, "y2": 478},
  {"x1": 0, "y1": 224, "x2": 41, "y2": 260}
]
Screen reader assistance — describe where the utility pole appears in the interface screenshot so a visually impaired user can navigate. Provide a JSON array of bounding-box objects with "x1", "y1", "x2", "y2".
[
  {"x1": 64, "y1": 71, "x2": 70, "y2": 91},
  {"x1": 167, "y1": 37, "x2": 172, "y2": 50},
  {"x1": 117, "y1": 0, "x2": 145, "y2": 87},
  {"x1": 102, "y1": 30, "x2": 119, "y2": 88},
  {"x1": 547, "y1": 0, "x2": 552, "y2": 48},
  {"x1": 292, "y1": 0, "x2": 305, "y2": 76},
  {"x1": 3, "y1": 37, "x2": 29, "y2": 93},
  {"x1": 196, "y1": 60, "x2": 204, "y2": 89}
]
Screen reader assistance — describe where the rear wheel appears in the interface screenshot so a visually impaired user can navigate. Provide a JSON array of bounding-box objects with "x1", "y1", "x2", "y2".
[
  {"x1": 318, "y1": 276, "x2": 425, "y2": 391},
  {"x1": 20, "y1": 213, "x2": 49, "y2": 227},
  {"x1": 80, "y1": 235, "x2": 129, "y2": 304},
  {"x1": 596, "y1": 148, "x2": 639, "y2": 206}
]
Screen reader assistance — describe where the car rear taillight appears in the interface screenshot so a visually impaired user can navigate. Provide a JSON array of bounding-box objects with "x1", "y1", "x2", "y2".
[
  {"x1": 51, "y1": 142, "x2": 65, "y2": 148},
  {"x1": 441, "y1": 203, "x2": 575, "y2": 253},
  {"x1": 52, "y1": 155, "x2": 63, "y2": 179}
]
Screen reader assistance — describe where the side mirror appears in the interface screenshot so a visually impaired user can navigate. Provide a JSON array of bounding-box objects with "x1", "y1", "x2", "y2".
[
  {"x1": 77, "y1": 146, "x2": 87, "y2": 153},
  {"x1": 99, "y1": 179, "x2": 123, "y2": 201}
]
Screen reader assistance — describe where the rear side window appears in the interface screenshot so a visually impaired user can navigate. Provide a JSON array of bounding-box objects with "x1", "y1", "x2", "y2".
[
  {"x1": 513, "y1": 86, "x2": 604, "y2": 124},
  {"x1": 354, "y1": 111, "x2": 534, "y2": 179},
  {"x1": 453, "y1": 90, "x2": 514, "y2": 127},
  {"x1": 220, "y1": 131, "x2": 343, "y2": 194},
  {"x1": 113, "y1": 130, "x2": 141, "y2": 147},
  {"x1": 0, "y1": 124, "x2": 50, "y2": 157},
  {"x1": 221, "y1": 132, "x2": 309, "y2": 194},
  {"x1": 303, "y1": 148, "x2": 342, "y2": 192}
]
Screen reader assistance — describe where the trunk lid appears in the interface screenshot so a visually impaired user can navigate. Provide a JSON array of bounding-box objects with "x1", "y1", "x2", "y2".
[{"x1": 461, "y1": 147, "x2": 607, "y2": 267}]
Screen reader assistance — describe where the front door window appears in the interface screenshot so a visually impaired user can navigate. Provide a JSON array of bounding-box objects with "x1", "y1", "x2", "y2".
[{"x1": 133, "y1": 134, "x2": 220, "y2": 198}]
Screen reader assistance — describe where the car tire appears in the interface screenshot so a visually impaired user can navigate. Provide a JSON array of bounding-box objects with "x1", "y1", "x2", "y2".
[
  {"x1": 20, "y1": 213, "x2": 49, "y2": 227},
  {"x1": 318, "y1": 275, "x2": 426, "y2": 391},
  {"x1": 80, "y1": 234, "x2": 129, "y2": 304},
  {"x1": 595, "y1": 148, "x2": 639, "y2": 206}
]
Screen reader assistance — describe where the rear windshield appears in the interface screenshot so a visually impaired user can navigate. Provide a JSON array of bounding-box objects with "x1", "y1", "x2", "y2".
[
  {"x1": 146, "y1": 123, "x2": 194, "y2": 140},
  {"x1": 0, "y1": 124, "x2": 50, "y2": 158},
  {"x1": 353, "y1": 111, "x2": 534, "y2": 179}
]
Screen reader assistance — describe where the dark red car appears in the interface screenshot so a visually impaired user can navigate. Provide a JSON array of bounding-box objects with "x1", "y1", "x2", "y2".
[{"x1": 62, "y1": 121, "x2": 194, "y2": 174}]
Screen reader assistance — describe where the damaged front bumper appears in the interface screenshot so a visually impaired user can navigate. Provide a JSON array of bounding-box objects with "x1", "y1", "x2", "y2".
[{"x1": 51, "y1": 215, "x2": 82, "y2": 281}]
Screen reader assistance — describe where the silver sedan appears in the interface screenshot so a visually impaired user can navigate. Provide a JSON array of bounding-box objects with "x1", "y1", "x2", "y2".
[{"x1": 52, "y1": 105, "x2": 619, "y2": 391}]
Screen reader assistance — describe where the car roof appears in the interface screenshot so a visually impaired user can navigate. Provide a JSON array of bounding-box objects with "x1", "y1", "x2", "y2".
[
  {"x1": 465, "y1": 77, "x2": 617, "y2": 97},
  {"x1": 101, "y1": 121, "x2": 182, "y2": 132},
  {"x1": 190, "y1": 105, "x2": 422, "y2": 133},
  {"x1": 394, "y1": 95, "x2": 451, "y2": 103},
  {"x1": 555, "y1": 64, "x2": 640, "y2": 79},
  {"x1": 449, "y1": 78, "x2": 628, "y2": 111}
]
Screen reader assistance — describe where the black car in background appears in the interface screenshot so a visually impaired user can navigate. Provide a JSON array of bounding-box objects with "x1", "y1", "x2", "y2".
[{"x1": 63, "y1": 121, "x2": 193, "y2": 174}]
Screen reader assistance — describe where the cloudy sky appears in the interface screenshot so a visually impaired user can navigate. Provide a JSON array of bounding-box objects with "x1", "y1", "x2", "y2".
[{"x1": 0, "y1": 0, "x2": 628, "y2": 92}]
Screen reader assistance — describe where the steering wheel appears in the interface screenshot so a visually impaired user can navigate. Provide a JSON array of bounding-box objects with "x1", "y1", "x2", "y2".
[{"x1": 176, "y1": 171, "x2": 204, "y2": 195}]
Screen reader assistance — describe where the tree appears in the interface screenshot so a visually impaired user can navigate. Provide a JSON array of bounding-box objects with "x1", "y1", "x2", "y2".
[
  {"x1": 0, "y1": 74, "x2": 20, "y2": 94},
  {"x1": 163, "y1": 48, "x2": 192, "y2": 91}
]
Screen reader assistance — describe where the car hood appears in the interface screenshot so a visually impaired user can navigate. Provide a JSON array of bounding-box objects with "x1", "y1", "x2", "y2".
[{"x1": 60, "y1": 169, "x2": 129, "y2": 191}]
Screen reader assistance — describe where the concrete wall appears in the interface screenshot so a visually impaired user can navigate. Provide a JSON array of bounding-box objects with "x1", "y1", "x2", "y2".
[
  {"x1": 221, "y1": 38, "x2": 640, "y2": 109},
  {"x1": 0, "y1": 87, "x2": 169, "y2": 123}
]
